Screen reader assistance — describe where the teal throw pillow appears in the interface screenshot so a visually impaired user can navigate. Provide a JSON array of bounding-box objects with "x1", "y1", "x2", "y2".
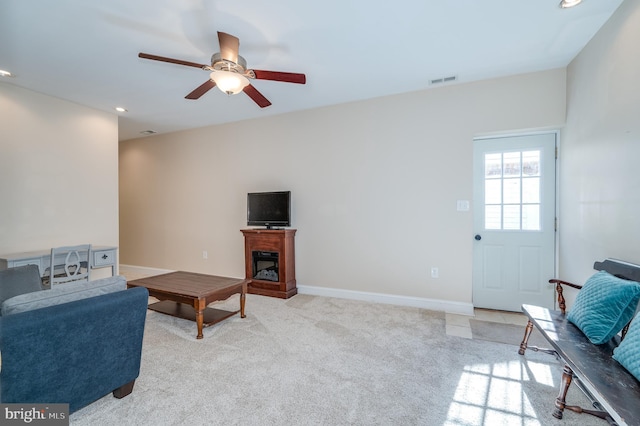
[
  {"x1": 566, "y1": 270, "x2": 640, "y2": 345},
  {"x1": 613, "y1": 312, "x2": 640, "y2": 381}
]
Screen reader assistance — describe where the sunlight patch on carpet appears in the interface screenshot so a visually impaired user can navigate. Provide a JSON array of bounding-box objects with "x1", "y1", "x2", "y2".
[
  {"x1": 445, "y1": 360, "x2": 543, "y2": 425},
  {"x1": 526, "y1": 361, "x2": 555, "y2": 387}
]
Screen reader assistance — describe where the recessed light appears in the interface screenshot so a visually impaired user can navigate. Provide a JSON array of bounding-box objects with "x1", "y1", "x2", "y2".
[
  {"x1": 559, "y1": 0, "x2": 582, "y2": 8},
  {"x1": 114, "y1": 107, "x2": 127, "y2": 112},
  {"x1": 0, "y1": 69, "x2": 14, "y2": 77},
  {"x1": 140, "y1": 130, "x2": 157, "y2": 135}
]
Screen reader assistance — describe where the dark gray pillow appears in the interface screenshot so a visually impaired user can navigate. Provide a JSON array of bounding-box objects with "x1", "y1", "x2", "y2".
[{"x1": 0, "y1": 264, "x2": 43, "y2": 306}]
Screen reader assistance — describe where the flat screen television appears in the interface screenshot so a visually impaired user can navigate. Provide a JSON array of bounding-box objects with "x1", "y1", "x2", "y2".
[{"x1": 247, "y1": 191, "x2": 291, "y2": 229}]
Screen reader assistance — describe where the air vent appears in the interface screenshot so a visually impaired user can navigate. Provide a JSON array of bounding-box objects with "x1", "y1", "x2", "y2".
[
  {"x1": 430, "y1": 75, "x2": 457, "y2": 85},
  {"x1": 139, "y1": 130, "x2": 157, "y2": 135}
]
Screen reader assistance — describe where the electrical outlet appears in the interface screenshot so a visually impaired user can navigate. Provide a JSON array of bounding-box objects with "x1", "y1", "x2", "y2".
[
  {"x1": 431, "y1": 267, "x2": 439, "y2": 278},
  {"x1": 202, "y1": 250, "x2": 208, "y2": 259}
]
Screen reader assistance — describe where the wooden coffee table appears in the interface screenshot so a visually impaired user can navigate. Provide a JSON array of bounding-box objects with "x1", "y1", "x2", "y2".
[{"x1": 127, "y1": 271, "x2": 247, "y2": 339}]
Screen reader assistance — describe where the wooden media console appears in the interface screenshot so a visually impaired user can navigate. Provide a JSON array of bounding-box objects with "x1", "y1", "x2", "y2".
[{"x1": 241, "y1": 229, "x2": 297, "y2": 299}]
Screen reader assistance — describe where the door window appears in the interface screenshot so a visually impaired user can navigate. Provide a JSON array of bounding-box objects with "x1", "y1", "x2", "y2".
[{"x1": 484, "y1": 150, "x2": 541, "y2": 231}]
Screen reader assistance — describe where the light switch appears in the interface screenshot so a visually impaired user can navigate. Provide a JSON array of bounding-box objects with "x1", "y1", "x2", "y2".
[{"x1": 457, "y1": 200, "x2": 470, "y2": 211}]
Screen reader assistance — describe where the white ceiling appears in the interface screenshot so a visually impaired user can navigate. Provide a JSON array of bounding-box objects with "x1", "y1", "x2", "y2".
[{"x1": 1, "y1": 0, "x2": 623, "y2": 141}]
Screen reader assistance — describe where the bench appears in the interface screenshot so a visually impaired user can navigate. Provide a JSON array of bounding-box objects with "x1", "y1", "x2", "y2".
[{"x1": 518, "y1": 259, "x2": 640, "y2": 425}]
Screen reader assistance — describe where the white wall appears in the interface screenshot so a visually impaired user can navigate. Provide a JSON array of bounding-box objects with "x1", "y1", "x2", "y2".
[
  {"x1": 560, "y1": 0, "x2": 640, "y2": 292},
  {"x1": 120, "y1": 68, "x2": 565, "y2": 311},
  {"x1": 0, "y1": 83, "x2": 119, "y2": 258}
]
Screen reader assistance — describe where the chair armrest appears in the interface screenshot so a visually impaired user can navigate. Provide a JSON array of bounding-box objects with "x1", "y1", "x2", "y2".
[{"x1": 549, "y1": 279, "x2": 582, "y2": 314}]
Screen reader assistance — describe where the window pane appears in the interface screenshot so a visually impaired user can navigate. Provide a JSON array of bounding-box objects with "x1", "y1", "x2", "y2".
[
  {"x1": 503, "y1": 152, "x2": 521, "y2": 177},
  {"x1": 503, "y1": 178, "x2": 520, "y2": 204},
  {"x1": 485, "y1": 205, "x2": 501, "y2": 229},
  {"x1": 522, "y1": 177, "x2": 540, "y2": 204},
  {"x1": 485, "y1": 180, "x2": 501, "y2": 204},
  {"x1": 522, "y1": 151, "x2": 540, "y2": 177},
  {"x1": 522, "y1": 205, "x2": 540, "y2": 230},
  {"x1": 483, "y1": 149, "x2": 545, "y2": 231},
  {"x1": 485, "y1": 153, "x2": 502, "y2": 178},
  {"x1": 503, "y1": 205, "x2": 521, "y2": 230}
]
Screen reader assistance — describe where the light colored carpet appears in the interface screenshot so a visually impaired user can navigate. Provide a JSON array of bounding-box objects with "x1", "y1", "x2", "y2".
[{"x1": 70, "y1": 294, "x2": 603, "y2": 425}]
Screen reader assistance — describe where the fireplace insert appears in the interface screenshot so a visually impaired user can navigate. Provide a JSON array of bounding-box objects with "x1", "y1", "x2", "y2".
[{"x1": 252, "y1": 251, "x2": 279, "y2": 282}]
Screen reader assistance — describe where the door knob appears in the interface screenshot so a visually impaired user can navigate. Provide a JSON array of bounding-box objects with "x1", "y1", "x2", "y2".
[{"x1": 474, "y1": 234, "x2": 482, "y2": 241}]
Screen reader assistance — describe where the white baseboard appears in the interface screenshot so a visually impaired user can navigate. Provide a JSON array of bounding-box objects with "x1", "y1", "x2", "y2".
[
  {"x1": 119, "y1": 264, "x2": 175, "y2": 276},
  {"x1": 119, "y1": 265, "x2": 475, "y2": 316},
  {"x1": 297, "y1": 284, "x2": 474, "y2": 316}
]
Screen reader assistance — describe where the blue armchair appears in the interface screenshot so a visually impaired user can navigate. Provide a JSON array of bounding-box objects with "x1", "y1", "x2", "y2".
[{"x1": 0, "y1": 279, "x2": 148, "y2": 413}]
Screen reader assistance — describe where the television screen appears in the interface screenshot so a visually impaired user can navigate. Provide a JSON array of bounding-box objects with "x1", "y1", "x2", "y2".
[{"x1": 247, "y1": 191, "x2": 291, "y2": 228}]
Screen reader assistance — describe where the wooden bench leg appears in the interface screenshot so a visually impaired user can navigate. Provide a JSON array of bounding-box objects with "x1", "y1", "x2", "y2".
[
  {"x1": 552, "y1": 365, "x2": 614, "y2": 422},
  {"x1": 517, "y1": 318, "x2": 558, "y2": 358},
  {"x1": 553, "y1": 364, "x2": 573, "y2": 419},
  {"x1": 518, "y1": 320, "x2": 534, "y2": 355},
  {"x1": 113, "y1": 380, "x2": 136, "y2": 399}
]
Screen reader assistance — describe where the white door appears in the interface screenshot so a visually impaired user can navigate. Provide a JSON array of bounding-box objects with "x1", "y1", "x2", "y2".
[{"x1": 472, "y1": 133, "x2": 557, "y2": 311}]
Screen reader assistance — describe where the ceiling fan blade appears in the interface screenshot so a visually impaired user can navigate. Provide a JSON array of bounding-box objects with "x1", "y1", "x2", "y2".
[
  {"x1": 252, "y1": 70, "x2": 306, "y2": 84},
  {"x1": 217, "y1": 32, "x2": 240, "y2": 63},
  {"x1": 138, "y1": 52, "x2": 207, "y2": 69},
  {"x1": 185, "y1": 80, "x2": 217, "y2": 100},
  {"x1": 243, "y1": 84, "x2": 272, "y2": 108}
]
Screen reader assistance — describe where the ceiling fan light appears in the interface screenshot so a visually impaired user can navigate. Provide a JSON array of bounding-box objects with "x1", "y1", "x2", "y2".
[
  {"x1": 559, "y1": 0, "x2": 582, "y2": 8},
  {"x1": 210, "y1": 70, "x2": 249, "y2": 95}
]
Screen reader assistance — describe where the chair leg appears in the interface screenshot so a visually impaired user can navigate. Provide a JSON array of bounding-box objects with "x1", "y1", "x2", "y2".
[
  {"x1": 113, "y1": 380, "x2": 136, "y2": 399},
  {"x1": 518, "y1": 320, "x2": 534, "y2": 355}
]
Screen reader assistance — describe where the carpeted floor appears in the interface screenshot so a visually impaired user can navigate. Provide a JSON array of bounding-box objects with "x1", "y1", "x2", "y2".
[{"x1": 69, "y1": 294, "x2": 603, "y2": 425}]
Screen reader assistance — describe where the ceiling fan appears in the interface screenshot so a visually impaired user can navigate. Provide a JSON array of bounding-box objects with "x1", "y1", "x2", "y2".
[{"x1": 138, "y1": 31, "x2": 306, "y2": 108}]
